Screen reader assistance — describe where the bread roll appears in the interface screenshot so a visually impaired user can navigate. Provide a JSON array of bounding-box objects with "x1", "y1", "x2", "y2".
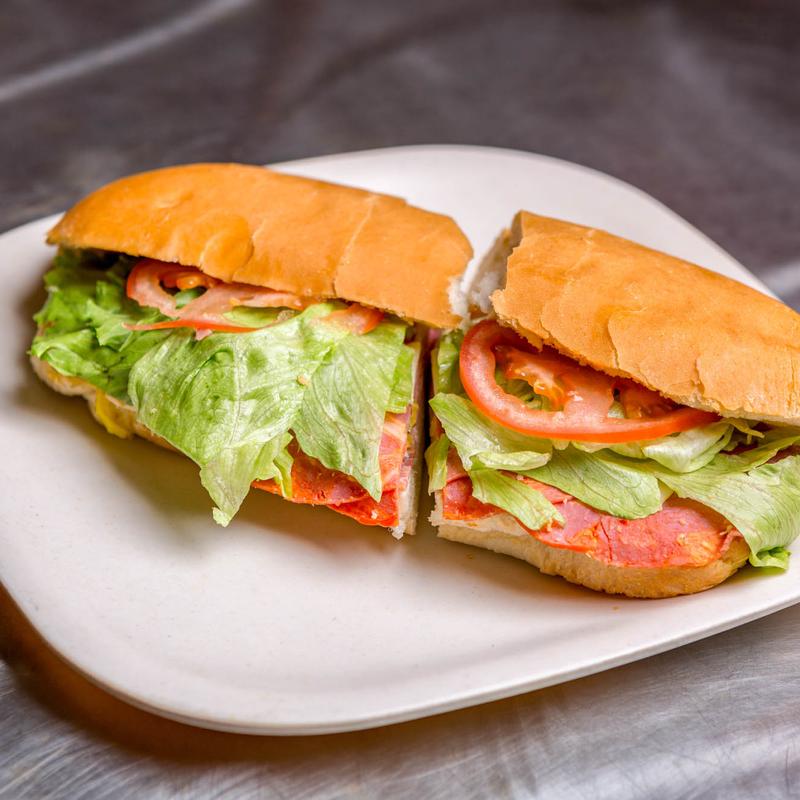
[
  {"x1": 490, "y1": 212, "x2": 800, "y2": 425},
  {"x1": 48, "y1": 163, "x2": 472, "y2": 328}
]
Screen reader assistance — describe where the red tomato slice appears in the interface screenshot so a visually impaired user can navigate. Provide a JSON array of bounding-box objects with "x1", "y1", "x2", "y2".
[
  {"x1": 322, "y1": 303, "x2": 384, "y2": 335},
  {"x1": 124, "y1": 258, "x2": 306, "y2": 336},
  {"x1": 125, "y1": 260, "x2": 188, "y2": 317},
  {"x1": 459, "y1": 320, "x2": 717, "y2": 443},
  {"x1": 123, "y1": 318, "x2": 255, "y2": 337}
]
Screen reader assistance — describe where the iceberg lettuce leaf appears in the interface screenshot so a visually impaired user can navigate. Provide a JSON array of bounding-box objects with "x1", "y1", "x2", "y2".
[
  {"x1": 425, "y1": 433, "x2": 451, "y2": 493},
  {"x1": 31, "y1": 250, "x2": 168, "y2": 401},
  {"x1": 130, "y1": 305, "x2": 411, "y2": 522},
  {"x1": 524, "y1": 448, "x2": 664, "y2": 519},
  {"x1": 432, "y1": 330, "x2": 464, "y2": 395},
  {"x1": 387, "y1": 340, "x2": 417, "y2": 413},
  {"x1": 468, "y1": 468, "x2": 563, "y2": 530},
  {"x1": 292, "y1": 319, "x2": 409, "y2": 501},
  {"x1": 611, "y1": 422, "x2": 734, "y2": 472},
  {"x1": 430, "y1": 393, "x2": 551, "y2": 472},
  {"x1": 655, "y1": 455, "x2": 800, "y2": 568}
]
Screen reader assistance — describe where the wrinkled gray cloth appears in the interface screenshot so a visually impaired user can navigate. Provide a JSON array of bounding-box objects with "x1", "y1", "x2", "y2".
[{"x1": 1, "y1": 2, "x2": 800, "y2": 798}]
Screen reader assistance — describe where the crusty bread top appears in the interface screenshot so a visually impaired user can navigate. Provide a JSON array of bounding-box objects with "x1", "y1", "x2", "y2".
[
  {"x1": 47, "y1": 163, "x2": 472, "y2": 328},
  {"x1": 491, "y1": 211, "x2": 800, "y2": 425}
]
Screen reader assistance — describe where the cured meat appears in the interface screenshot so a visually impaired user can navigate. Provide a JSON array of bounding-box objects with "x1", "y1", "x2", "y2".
[
  {"x1": 253, "y1": 410, "x2": 412, "y2": 527},
  {"x1": 439, "y1": 446, "x2": 741, "y2": 568}
]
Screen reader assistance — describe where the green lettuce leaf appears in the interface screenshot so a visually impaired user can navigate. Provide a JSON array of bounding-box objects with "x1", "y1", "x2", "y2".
[
  {"x1": 222, "y1": 306, "x2": 289, "y2": 328},
  {"x1": 432, "y1": 330, "x2": 464, "y2": 395},
  {"x1": 654, "y1": 455, "x2": 800, "y2": 568},
  {"x1": 524, "y1": 448, "x2": 664, "y2": 519},
  {"x1": 610, "y1": 422, "x2": 734, "y2": 472},
  {"x1": 430, "y1": 393, "x2": 551, "y2": 472},
  {"x1": 130, "y1": 305, "x2": 410, "y2": 523},
  {"x1": 753, "y1": 547, "x2": 790, "y2": 570},
  {"x1": 31, "y1": 249, "x2": 169, "y2": 401},
  {"x1": 700, "y1": 428, "x2": 800, "y2": 474},
  {"x1": 469, "y1": 468, "x2": 563, "y2": 530},
  {"x1": 292, "y1": 319, "x2": 409, "y2": 501},
  {"x1": 387, "y1": 340, "x2": 417, "y2": 413},
  {"x1": 425, "y1": 433, "x2": 450, "y2": 493}
]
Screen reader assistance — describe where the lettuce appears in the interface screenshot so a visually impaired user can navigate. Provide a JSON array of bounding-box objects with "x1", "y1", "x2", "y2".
[
  {"x1": 292, "y1": 317, "x2": 409, "y2": 501},
  {"x1": 654, "y1": 455, "x2": 800, "y2": 568},
  {"x1": 387, "y1": 340, "x2": 417, "y2": 413},
  {"x1": 524, "y1": 448, "x2": 664, "y2": 519},
  {"x1": 432, "y1": 330, "x2": 463, "y2": 395},
  {"x1": 425, "y1": 433, "x2": 450, "y2": 493},
  {"x1": 430, "y1": 393, "x2": 551, "y2": 472},
  {"x1": 33, "y1": 249, "x2": 415, "y2": 526},
  {"x1": 428, "y1": 337, "x2": 800, "y2": 565},
  {"x1": 31, "y1": 250, "x2": 169, "y2": 401},
  {"x1": 468, "y1": 468, "x2": 563, "y2": 530},
  {"x1": 222, "y1": 306, "x2": 288, "y2": 328},
  {"x1": 611, "y1": 422, "x2": 734, "y2": 472},
  {"x1": 700, "y1": 428, "x2": 800, "y2": 473},
  {"x1": 130, "y1": 306, "x2": 412, "y2": 524}
]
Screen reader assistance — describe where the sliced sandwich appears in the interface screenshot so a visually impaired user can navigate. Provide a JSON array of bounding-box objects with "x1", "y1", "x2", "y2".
[
  {"x1": 427, "y1": 211, "x2": 800, "y2": 597},
  {"x1": 31, "y1": 163, "x2": 472, "y2": 536}
]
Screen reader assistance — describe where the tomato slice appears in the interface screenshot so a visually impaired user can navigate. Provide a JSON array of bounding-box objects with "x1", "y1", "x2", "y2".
[
  {"x1": 459, "y1": 320, "x2": 717, "y2": 443},
  {"x1": 123, "y1": 318, "x2": 255, "y2": 337},
  {"x1": 125, "y1": 259, "x2": 384, "y2": 339},
  {"x1": 124, "y1": 258, "x2": 306, "y2": 336},
  {"x1": 323, "y1": 303, "x2": 384, "y2": 335}
]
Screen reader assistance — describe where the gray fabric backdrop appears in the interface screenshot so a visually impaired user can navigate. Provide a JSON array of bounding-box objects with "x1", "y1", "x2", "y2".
[{"x1": 1, "y1": 2, "x2": 799, "y2": 797}]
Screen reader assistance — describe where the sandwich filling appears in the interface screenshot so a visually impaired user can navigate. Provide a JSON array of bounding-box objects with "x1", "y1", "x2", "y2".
[
  {"x1": 31, "y1": 248, "x2": 420, "y2": 530},
  {"x1": 427, "y1": 322, "x2": 800, "y2": 569}
]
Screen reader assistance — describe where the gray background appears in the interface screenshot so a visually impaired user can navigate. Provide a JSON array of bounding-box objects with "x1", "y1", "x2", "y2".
[{"x1": 1, "y1": 1, "x2": 799, "y2": 797}]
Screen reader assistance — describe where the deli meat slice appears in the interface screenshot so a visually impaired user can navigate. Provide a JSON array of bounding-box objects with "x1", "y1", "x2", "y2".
[
  {"x1": 254, "y1": 410, "x2": 411, "y2": 527},
  {"x1": 441, "y1": 450, "x2": 742, "y2": 569}
]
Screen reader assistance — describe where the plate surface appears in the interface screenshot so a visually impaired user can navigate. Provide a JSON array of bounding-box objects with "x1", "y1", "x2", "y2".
[{"x1": 1, "y1": 145, "x2": 796, "y2": 735}]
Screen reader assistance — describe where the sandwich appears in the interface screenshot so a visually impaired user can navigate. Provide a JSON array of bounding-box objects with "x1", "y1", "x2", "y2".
[
  {"x1": 427, "y1": 212, "x2": 800, "y2": 597},
  {"x1": 31, "y1": 163, "x2": 472, "y2": 537}
]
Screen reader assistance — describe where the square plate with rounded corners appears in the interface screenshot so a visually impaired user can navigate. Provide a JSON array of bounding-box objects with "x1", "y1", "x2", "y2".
[{"x1": 1, "y1": 145, "x2": 796, "y2": 735}]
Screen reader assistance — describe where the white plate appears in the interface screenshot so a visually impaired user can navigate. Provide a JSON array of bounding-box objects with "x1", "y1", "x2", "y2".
[{"x1": 0, "y1": 145, "x2": 796, "y2": 735}]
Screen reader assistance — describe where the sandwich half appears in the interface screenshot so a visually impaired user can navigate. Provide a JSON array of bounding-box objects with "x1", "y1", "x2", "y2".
[
  {"x1": 31, "y1": 163, "x2": 472, "y2": 536},
  {"x1": 427, "y1": 211, "x2": 800, "y2": 596}
]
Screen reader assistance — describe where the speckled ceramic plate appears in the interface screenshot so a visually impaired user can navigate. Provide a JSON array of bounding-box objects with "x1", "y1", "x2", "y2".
[{"x1": 1, "y1": 145, "x2": 797, "y2": 735}]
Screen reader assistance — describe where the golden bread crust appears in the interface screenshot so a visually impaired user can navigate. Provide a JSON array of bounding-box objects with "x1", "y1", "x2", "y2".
[
  {"x1": 491, "y1": 211, "x2": 800, "y2": 425},
  {"x1": 47, "y1": 163, "x2": 472, "y2": 328}
]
